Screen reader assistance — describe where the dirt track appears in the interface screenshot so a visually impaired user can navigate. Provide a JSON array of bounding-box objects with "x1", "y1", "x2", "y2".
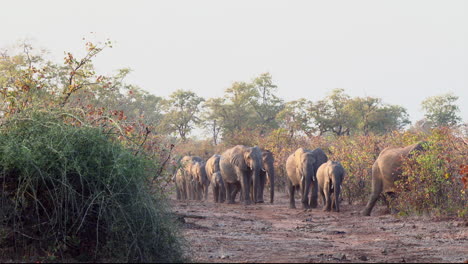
[{"x1": 172, "y1": 193, "x2": 467, "y2": 263}]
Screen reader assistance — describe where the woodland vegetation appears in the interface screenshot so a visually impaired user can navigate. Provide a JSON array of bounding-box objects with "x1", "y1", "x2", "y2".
[{"x1": 0, "y1": 41, "x2": 467, "y2": 262}]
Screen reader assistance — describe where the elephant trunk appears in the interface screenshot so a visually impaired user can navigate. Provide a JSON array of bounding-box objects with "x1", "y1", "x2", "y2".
[
  {"x1": 252, "y1": 164, "x2": 261, "y2": 204},
  {"x1": 268, "y1": 166, "x2": 275, "y2": 204},
  {"x1": 200, "y1": 169, "x2": 209, "y2": 200},
  {"x1": 334, "y1": 183, "x2": 341, "y2": 212},
  {"x1": 301, "y1": 163, "x2": 314, "y2": 208}
]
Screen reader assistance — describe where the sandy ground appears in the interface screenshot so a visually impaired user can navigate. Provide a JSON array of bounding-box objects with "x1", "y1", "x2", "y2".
[{"x1": 172, "y1": 192, "x2": 467, "y2": 263}]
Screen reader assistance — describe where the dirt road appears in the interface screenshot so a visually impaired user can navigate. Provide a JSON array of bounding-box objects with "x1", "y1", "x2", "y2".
[{"x1": 172, "y1": 193, "x2": 467, "y2": 263}]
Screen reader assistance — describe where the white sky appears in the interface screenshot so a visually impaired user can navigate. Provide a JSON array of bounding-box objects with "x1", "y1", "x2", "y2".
[{"x1": 1, "y1": 0, "x2": 467, "y2": 124}]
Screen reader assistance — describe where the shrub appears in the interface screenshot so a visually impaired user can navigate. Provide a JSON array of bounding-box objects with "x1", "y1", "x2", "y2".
[
  {"x1": 394, "y1": 128, "x2": 468, "y2": 217},
  {"x1": 0, "y1": 112, "x2": 185, "y2": 262}
]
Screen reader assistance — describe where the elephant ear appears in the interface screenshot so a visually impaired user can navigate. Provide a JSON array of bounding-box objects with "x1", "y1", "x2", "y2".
[
  {"x1": 293, "y1": 148, "x2": 305, "y2": 167},
  {"x1": 231, "y1": 152, "x2": 248, "y2": 170}
]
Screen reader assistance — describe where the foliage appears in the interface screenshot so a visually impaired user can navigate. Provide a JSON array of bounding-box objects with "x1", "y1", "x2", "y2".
[
  {"x1": 0, "y1": 112, "x2": 185, "y2": 262},
  {"x1": 276, "y1": 99, "x2": 314, "y2": 138},
  {"x1": 307, "y1": 89, "x2": 410, "y2": 136},
  {"x1": 160, "y1": 89, "x2": 205, "y2": 141},
  {"x1": 421, "y1": 93, "x2": 462, "y2": 127},
  {"x1": 394, "y1": 128, "x2": 468, "y2": 216}
]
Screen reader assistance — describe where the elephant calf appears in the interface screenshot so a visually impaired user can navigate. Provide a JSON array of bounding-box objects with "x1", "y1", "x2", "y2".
[
  {"x1": 317, "y1": 161, "x2": 346, "y2": 212},
  {"x1": 174, "y1": 168, "x2": 187, "y2": 200},
  {"x1": 211, "y1": 171, "x2": 226, "y2": 203}
]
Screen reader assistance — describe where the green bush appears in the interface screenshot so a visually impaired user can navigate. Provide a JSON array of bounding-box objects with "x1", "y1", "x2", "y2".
[
  {"x1": 0, "y1": 112, "x2": 185, "y2": 262},
  {"x1": 394, "y1": 128, "x2": 468, "y2": 217}
]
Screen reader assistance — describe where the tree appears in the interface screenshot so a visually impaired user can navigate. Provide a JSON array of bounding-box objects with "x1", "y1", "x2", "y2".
[
  {"x1": 308, "y1": 89, "x2": 410, "y2": 136},
  {"x1": 421, "y1": 93, "x2": 461, "y2": 127},
  {"x1": 201, "y1": 97, "x2": 226, "y2": 145},
  {"x1": 220, "y1": 81, "x2": 257, "y2": 139},
  {"x1": 249, "y1": 73, "x2": 284, "y2": 134},
  {"x1": 0, "y1": 42, "x2": 58, "y2": 116},
  {"x1": 309, "y1": 88, "x2": 353, "y2": 136},
  {"x1": 276, "y1": 98, "x2": 314, "y2": 138},
  {"x1": 160, "y1": 90, "x2": 204, "y2": 141}
]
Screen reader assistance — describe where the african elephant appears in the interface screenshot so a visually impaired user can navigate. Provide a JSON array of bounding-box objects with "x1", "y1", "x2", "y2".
[
  {"x1": 170, "y1": 156, "x2": 183, "y2": 200},
  {"x1": 259, "y1": 149, "x2": 275, "y2": 204},
  {"x1": 362, "y1": 142, "x2": 426, "y2": 216},
  {"x1": 220, "y1": 145, "x2": 263, "y2": 205},
  {"x1": 206, "y1": 154, "x2": 221, "y2": 181},
  {"x1": 180, "y1": 156, "x2": 209, "y2": 200},
  {"x1": 211, "y1": 171, "x2": 226, "y2": 203},
  {"x1": 317, "y1": 161, "x2": 346, "y2": 212},
  {"x1": 206, "y1": 154, "x2": 226, "y2": 203},
  {"x1": 174, "y1": 168, "x2": 187, "y2": 200},
  {"x1": 238, "y1": 149, "x2": 275, "y2": 204},
  {"x1": 286, "y1": 148, "x2": 328, "y2": 209}
]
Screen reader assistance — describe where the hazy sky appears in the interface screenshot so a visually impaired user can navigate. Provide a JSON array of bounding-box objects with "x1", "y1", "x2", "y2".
[{"x1": 2, "y1": 0, "x2": 467, "y2": 123}]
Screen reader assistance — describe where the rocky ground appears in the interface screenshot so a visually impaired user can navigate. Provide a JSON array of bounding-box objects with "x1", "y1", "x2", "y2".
[{"x1": 172, "y1": 192, "x2": 467, "y2": 263}]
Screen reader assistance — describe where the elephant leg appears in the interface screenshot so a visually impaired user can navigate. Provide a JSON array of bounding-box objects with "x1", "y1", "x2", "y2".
[
  {"x1": 180, "y1": 181, "x2": 185, "y2": 200},
  {"x1": 184, "y1": 181, "x2": 189, "y2": 200},
  {"x1": 319, "y1": 186, "x2": 326, "y2": 209},
  {"x1": 323, "y1": 183, "x2": 331, "y2": 211},
  {"x1": 310, "y1": 179, "x2": 319, "y2": 208},
  {"x1": 232, "y1": 182, "x2": 241, "y2": 202},
  {"x1": 220, "y1": 184, "x2": 226, "y2": 203},
  {"x1": 324, "y1": 183, "x2": 332, "y2": 212},
  {"x1": 384, "y1": 192, "x2": 399, "y2": 214},
  {"x1": 363, "y1": 192, "x2": 380, "y2": 216},
  {"x1": 196, "y1": 183, "x2": 201, "y2": 200},
  {"x1": 175, "y1": 183, "x2": 181, "y2": 200},
  {"x1": 288, "y1": 179, "x2": 296, "y2": 209},
  {"x1": 250, "y1": 181, "x2": 254, "y2": 202},
  {"x1": 362, "y1": 171, "x2": 383, "y2": 216},
  {"x1": 213, "y1": 184, "x2": 219, "y2": 203},
  {"x1": 241, "y1": 172, "x2": 252, "y2": 205},
  {"x1": 191, "y1": 181, "x2": 196, "y2": 200},
  {"x1": 226, "y1": 182, "x2": 235, "y2": 204},
  {"x1": 269, "y1": 173, "x2": 274, "y2": 204},
  {"x1": 202, "y1": 183, "x2": 207, "y2": 201},
  {"x1": 258, "y1": 171, "x2": 266, "y2": 203}
]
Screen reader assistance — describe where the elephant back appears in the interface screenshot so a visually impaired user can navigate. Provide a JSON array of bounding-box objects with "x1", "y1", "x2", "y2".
[
  {"x1": 316, "y1": 161, "x2": 329, "y2": 187},
  {"x1": 206, "y1": 154, "x2": 221, "y2": 182}
]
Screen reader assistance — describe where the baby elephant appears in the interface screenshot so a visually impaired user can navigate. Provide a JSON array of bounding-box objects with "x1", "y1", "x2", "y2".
[
  {"x1": 317, "y1": 161, "x2": 346, "y2": 212},
  {"x1": 211, "y1": 171, "x2": 226, "y2": 203}
]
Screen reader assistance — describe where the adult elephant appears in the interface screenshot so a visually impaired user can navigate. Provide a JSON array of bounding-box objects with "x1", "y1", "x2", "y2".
[
  {"x1": 238, "y1": 149, "x2": 275, "y2": 204},
  {"x1": 205, "y1": 154, "x2": 226, "y2": 203},
  {"x1": 286, "y1": 148, "x2": 328, "y2": 209},
  {"x1": 362, "y1": 142, "x2": 426, "y2": 216},
  {"x1": 317, "y1": 161, "x2": 346, "y2": 212},
  {"x1": 220, "y1": 145, "x2": 263, "y2": 205}
]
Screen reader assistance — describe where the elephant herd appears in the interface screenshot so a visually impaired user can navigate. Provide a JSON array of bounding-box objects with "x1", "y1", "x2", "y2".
[
  {"x1": 174, "y1": 141, "x2": 427, "y2": 216},
  {"x1": 174, "y1": 146, "x2": 274, "y2": 205}
]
